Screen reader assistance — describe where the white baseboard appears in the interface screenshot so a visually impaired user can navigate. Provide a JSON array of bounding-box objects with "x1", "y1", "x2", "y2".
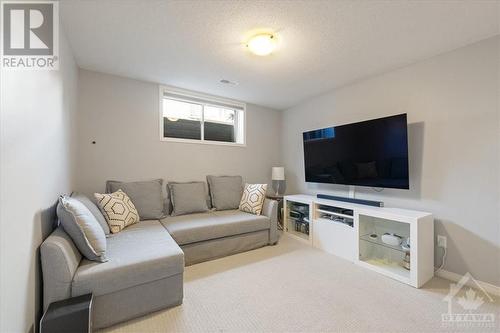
[{"x1": 436, "y1": 269, "x2": 500, "y2": 296}]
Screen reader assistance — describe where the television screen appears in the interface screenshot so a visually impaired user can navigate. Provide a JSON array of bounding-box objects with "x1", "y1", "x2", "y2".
[{"x1": 303, "y1": 114, "x2": 409, "y2": 189}]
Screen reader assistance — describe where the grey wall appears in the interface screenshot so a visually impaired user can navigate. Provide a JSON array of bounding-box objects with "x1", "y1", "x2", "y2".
[
  {"x1": 75, "y1": 70, "x2": 282, "y2": 197},
  {"x1": 282, "y1": 37, "x2": 499, "y2": 286},
  {"x1": 0, "y1": 32, "x2": 78, "y2": 332}
]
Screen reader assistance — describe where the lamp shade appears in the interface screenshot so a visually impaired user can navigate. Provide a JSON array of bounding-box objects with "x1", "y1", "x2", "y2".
[{"x1": 272, "y1": 167, "x2": 285, "y2": 180}]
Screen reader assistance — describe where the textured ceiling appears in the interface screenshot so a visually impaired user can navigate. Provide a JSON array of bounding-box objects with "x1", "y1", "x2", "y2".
[{"x1": 60, "y1": 0, "x2": 499, "y2": 110}]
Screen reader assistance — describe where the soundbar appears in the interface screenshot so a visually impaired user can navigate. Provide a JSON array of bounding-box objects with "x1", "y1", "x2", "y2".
[{"x1": 317, "y1": 194, "x2": 384, "y2": 207}]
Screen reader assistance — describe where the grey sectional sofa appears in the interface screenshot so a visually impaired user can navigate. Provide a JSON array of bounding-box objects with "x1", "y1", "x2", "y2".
[{"x1": 41, "y1": 198, "x2": 278, "y2": 329}]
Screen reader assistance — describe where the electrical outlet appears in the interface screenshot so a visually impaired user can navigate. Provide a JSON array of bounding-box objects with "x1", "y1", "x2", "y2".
[{"x1": 437, "y1": 235, "x2": 447, "y2": 248}]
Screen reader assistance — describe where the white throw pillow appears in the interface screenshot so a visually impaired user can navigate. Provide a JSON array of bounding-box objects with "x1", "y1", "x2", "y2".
[
  {"x1": 95, "y1": 189, "x2": 140, "y2": 233},
  {"x1": 57, "y1": 195, "x2": 108, "y2": 262},
  {"x1": 239, "y1": 183, "x2": 267, "y2": 215}
]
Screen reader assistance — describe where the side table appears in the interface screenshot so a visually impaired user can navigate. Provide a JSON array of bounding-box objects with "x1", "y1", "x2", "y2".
[{"x1": 40, "y1": 293, "x2": 93, "y2": 333}]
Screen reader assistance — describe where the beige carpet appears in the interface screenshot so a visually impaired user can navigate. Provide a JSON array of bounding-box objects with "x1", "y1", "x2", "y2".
[{"x1": 100, "y1": 235, "x2": 499, "y2": 333}]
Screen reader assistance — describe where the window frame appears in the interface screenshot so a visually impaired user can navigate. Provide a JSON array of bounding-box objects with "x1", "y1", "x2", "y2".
[{"x1": 159, "y1": 85, "x2": 246, "y2": 147}]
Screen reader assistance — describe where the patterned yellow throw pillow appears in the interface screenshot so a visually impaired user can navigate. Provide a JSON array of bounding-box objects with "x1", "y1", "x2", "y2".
[
  {"x1": 94, "y1": 189, "x2": 140, "y2": 233},
  {"x1": 239, "y1": 183, "x2": 267, "y2": 215}
]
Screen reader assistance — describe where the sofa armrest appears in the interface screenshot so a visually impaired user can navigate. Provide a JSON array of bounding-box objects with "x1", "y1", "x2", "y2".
[
  {"x1": 40, "y1": 227, "x2": 82, "y2": 310},
  {"x1": 262, "y1": 199, "x2": 278, "y2": 244}
]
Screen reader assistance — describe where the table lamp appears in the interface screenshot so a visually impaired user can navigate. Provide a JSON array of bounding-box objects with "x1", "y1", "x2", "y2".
[{"x1": 272, "y1": 167, "x2": 286, "y2": 195}]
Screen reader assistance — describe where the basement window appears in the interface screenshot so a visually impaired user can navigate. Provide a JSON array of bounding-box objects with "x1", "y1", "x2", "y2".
[{"x1": 160, "y1": 86, "x2": 246, "y2": 146}]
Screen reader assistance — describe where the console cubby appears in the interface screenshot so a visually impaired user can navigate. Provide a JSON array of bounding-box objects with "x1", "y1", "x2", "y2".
[
  {"x1": 283, "y1": 198, "x2": 312, "y2": 244},
  {"x1": 358, "y1": 216, "x2": 411, "y2": 282},
  {"x1": 316, "y1": 204, "x2": 354, "y2": 227}
]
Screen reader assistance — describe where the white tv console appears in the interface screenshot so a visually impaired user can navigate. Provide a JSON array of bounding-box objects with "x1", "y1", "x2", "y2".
[{"x1": 283, "y1": 194, "x2": 434, "y2": 288}]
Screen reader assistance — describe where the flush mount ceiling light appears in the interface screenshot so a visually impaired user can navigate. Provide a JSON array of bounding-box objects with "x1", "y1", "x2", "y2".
[{"x1": 246, "y1": 33, "x2": 277, "y2": 56}]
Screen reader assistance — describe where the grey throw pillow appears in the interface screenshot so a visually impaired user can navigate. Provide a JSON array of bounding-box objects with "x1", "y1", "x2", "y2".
[
  {"x1": 207, "y1": 175, "x2": 243, "y2": 210},
  {"x1": 168, "y1": 182, "x2": 209, "y2": 216},
  {"x1": 57, "y1": 195, "x2": 108, "y2": 262},
  {"x1": 106, "y1": 179, "x2": 165, "y2": 220},
  {"x1": 72, "y1": 192, "x2": 110, "y2": 235}
]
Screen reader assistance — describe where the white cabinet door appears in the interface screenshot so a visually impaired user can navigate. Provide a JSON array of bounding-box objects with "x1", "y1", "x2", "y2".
[{"x1": 313, "y1": 219, "x2": 356, "y2": 262}]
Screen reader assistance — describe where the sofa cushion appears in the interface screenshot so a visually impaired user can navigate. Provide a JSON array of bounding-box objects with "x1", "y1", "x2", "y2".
[
  {"x1": 160, "y1": 210, "x2": 270, "y2": 245},
  {"x1": 57, "y1": 196, "x2": 108, "y2": 262},
  {"x1": 207, "y1": 175, "x2": 243, "y2": 210},
  {"x1": 72, "y1": 220, "x2": 183, "y2": 297},
  {"x1": 168, "y1": 181, "x2": 209, "y2": 216},
  {"x1": 106, "y1": 179, "x2": 165, "y2": 220},
  {"x1": 72, "y1": 192, "x2": 110, "y2": 235}
]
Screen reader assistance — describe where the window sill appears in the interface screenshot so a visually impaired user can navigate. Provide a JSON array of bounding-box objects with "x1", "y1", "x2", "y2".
[{"x1": 160, "y1": 137, "x2": 246, "y2": 147}]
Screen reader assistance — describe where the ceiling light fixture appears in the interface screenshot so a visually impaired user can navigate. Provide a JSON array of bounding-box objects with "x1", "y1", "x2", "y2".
[{"x1": 246, "y1": 33, "x2": 276, "y2": 56}]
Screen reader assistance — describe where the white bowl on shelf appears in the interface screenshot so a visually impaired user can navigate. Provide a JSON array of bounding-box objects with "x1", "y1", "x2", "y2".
[{"x1": 381, "y1": 233, "x2": 402, "y2": 246}]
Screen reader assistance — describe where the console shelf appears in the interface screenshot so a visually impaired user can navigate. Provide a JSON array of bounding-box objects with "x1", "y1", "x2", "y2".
[
  {"x1": 287, "y1": 227, "x2": 310, "y2": 241},
  {"x1": 359, "y1": 233, "x2": 407, "y2": 253},
  {"x1": 359, "y1": 258, "x2": 411, "y2": 283},
  {"x1": 316, "y1": 209, "x2": 354, "y2": 220},
  {"x1": 284, "y1": 194, "x2": 434, "y2": 288}
]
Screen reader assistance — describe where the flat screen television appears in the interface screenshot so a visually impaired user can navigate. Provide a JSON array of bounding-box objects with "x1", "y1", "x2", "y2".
[{"x1": 303, "y1": 114, "x2": 409, "y2": 189}]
